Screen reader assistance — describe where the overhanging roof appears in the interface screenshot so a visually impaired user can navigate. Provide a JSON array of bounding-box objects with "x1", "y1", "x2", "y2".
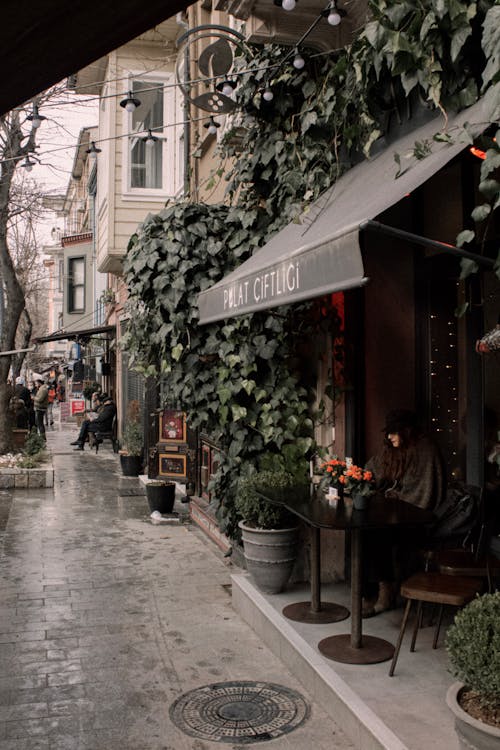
[
  {"x1": 198, "y1": 86, "x2": 500, "y2": 325},
  {"x1": 35, "y1": 325, "x2": 115, "y2": 344},
  {"x1": 0, "y1": 0, "x2": 192, "y2": 116}
]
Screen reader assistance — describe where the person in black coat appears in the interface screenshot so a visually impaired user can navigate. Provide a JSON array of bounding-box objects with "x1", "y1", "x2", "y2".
[{"x1": 70, "y1": 395, "x2": 116, "y2": 450}]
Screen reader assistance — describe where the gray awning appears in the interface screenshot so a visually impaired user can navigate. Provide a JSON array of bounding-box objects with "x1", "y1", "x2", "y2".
[{"x1": 198, "y1": 87, "x2": 499, "y2": 325}]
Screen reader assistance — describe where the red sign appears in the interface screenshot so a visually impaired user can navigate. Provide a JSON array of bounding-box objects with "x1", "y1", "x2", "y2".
[{"x1": 70, "y1": 399, "x2": 85, "y2": 416}]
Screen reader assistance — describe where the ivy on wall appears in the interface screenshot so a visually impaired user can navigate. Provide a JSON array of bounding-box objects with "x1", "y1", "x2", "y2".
[{"x1": 123, "y1": 0, "x2": 499, "y2": 537}]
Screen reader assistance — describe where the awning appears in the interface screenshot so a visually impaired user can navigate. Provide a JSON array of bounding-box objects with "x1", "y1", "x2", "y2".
[
  {"x1": 198, "y1": 87, "x2": 499, "y2": 325},
  {"x1": 0, "y1": 0, "x2": 192, "y2": 116},
  {"x1": 35, "y1": 325, "x2": 115, "y2": 344}
]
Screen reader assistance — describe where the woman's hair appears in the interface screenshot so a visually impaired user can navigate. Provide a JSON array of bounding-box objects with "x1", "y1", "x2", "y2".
[{"x1": 379, "y1": 424, "x2": 421, "y2": 481}]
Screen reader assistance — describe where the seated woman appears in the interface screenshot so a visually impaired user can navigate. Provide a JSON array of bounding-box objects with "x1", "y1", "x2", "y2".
[{"x1": 362, "y1": 409, "x2": 446, "y2": 617}]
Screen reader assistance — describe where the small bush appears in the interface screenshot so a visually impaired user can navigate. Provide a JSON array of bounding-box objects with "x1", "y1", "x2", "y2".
[
  {"x1": 446, "y1": 592, "x2": 500, "y2": 707},
  {"x1": 121, "y1": 421, "x2": 143, "y2": 456},
  {"x1": 17, "y1": 450, "x2": 47, "y2": 468},
  {"x1": 23, "y1": 429, "x2": 46, "y2": 456},
  {"x1": 235, "y1": 470, "x2": 299, "y2": 529}
]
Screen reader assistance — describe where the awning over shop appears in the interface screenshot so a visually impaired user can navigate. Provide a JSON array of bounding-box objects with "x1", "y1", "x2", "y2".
[
  {"x1": 198, "y1": 89, "x2": 499, "y2": 325},
  {"x1": 35, "y1": 325, "x2": 115, "y2": 344}
]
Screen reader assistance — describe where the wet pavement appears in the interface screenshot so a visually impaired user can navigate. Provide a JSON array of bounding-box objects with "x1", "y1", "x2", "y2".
[{"x1": 0, "y1": 422, "x2": 355, "y2": 750}]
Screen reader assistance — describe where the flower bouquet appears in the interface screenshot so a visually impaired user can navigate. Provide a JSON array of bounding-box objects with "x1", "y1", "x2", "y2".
[
  {"x1": 342, "y1": 464, "x2": 375, "y2": 510},
  {"x1": 319, "y1": 457, "x2": 347, "y2": 495}
]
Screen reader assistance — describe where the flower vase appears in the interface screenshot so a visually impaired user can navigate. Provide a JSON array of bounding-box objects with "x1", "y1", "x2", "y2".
[{"x1": 352, "y1": 492, "x2": 369, "y2": 511}]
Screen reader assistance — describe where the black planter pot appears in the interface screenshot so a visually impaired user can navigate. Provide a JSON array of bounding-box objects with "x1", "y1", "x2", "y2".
[
  {"x1": 120, "y1": 454, "x2": 142, "y2": 477},
  {"x1": 146, "y1": 483, "x2": 176, "y2": 514}
]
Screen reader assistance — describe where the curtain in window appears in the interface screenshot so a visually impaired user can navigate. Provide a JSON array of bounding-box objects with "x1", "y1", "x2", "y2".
[{"x1": 130, "y1": 80, "x2": 163, "y2": 189}]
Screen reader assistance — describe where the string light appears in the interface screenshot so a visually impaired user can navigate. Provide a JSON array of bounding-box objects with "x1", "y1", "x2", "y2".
[
  {"x1": 141, "y1": 129, "x2": 159, "y2": 148},
  {"x1": 21, "y1": 155, "x2": 36, "y2": 171},
  {"x1": 216, "y1": 79, "x2": 237, "y2": 97},
  {"x1": 120, "y1": 91, "x2": 141, "y2": 112},
  {"x1": 85, "y1": 141, "x2": 102, "y2": 159},
  {"x1": 293, "y1": 50, "x2": 305, "y2": 70},
  {"x1": 322, "y1": 1, "x2": 346, "y2": 26},
  {"x1": 274, "y1": 0, "x2": 297, "y2": 10},
  {"x1": 27, "y1": 103, "x2": 46, "y2": 129},
  {"x1": 204, "y1": 116, "x2": 220, "y2": 135},
  {"x1": 262, "y1": 87, "x2": 274, "y2": 102}
]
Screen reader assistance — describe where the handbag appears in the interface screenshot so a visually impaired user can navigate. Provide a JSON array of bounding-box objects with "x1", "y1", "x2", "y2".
[{"x1": 431, "y1": 483, "x2": 478, "y2": 542}]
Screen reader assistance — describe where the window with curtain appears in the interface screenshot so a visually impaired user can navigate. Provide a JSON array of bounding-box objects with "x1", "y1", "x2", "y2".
[
  {"x1": 68, "y1": 257, "x2": 85, "y2": 313},
  {"x1": 129, "y1": 80, "x2": 163, "y2": 189}
]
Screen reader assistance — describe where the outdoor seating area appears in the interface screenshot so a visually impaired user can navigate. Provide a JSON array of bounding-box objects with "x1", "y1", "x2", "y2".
[{"x1": 232, "y1": 572, "x2": 458, "y2": 750}]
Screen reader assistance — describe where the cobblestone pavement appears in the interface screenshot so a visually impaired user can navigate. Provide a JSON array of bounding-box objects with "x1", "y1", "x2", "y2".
[{"x1": 0, "y1": 424, "x2": 355, "y2": 750}]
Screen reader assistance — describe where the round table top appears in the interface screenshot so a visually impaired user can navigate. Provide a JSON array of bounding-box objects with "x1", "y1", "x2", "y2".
[{"x1": 256, "y1": 485, "x2": 434, "y2": 531}]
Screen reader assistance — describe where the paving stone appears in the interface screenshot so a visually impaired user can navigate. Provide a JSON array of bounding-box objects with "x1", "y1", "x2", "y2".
[{"x1": 0, "y1": 427, "x2": 355, "y2": 750}]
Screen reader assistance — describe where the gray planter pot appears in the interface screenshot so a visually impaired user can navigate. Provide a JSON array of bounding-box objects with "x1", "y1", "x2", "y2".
[
  {"x1": 446, "y1": 682, "x2": 500, "y2": 750},
  {"x1": 238, "y1": 520, "x2": 299, "y2": 595}
]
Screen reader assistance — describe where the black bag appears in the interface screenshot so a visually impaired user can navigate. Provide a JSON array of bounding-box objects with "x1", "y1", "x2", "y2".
[{"x1": 432, "y1": 484, "x2": 478, "y2": 541}]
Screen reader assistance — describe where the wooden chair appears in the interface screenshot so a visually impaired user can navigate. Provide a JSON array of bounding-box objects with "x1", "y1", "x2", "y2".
[
  {"x1": 433, "y1": 486, "x2": 500, "y2": 591},
  {"x1": 91, "y1": 415, "x2": 118, "y2": 454},
  {"x1": 388, "y1": 572, "x2": 482, "y2": 676}
]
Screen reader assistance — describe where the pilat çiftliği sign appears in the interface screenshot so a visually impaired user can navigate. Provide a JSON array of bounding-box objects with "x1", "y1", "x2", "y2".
[{"x1": 223, "y1": 261, "x2": 300, "y2": 314}]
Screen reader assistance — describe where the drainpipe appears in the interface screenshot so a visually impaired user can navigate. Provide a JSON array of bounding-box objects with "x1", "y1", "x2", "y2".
[{"x1": 176, "y1": 11, "x2": 191, "y2": 198}]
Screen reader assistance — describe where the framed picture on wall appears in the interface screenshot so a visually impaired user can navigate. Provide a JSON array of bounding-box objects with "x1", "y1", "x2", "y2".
[
  {"x1": 159, "y1": 409, "x2": 186, "y2": 443},
  {"x1": 158, "y1": 453, "x2": 187, "y2": 480}
]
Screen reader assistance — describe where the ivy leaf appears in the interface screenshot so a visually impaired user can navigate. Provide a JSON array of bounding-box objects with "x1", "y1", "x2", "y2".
[
  {"x1": 301, "y1": 110, "x2": 318, "y2": 134},
  {"x1": 481, "y1": 150, "x2": 500, "y2": 180},
  {"x1": 171, "y1": 344, "x2": 184, "y2": 361},
  {"x1": 241, "y1": 379, "x2": 256, "y2": 395},
  {"x1": 451, "y1": 26, "x2": 472, "y2": 62},
  {"x1": 217, "y1": 387, "x2": 232, "y2": 405},
  {"x1": 456, "y1": 230, "x2": 475, "y2": 247},
  {"x1": 479, "y1": 179, "x2": 500, "y2": 200},
  {"x1": 471, "y1": 204, "x2": 491, "y2": 223},
  {"x1": 363, "y1": 21, "x2": 386, "y2": 49},
  {"x1": 420, "y1": 12, "x2": 437, "y2": 40},
  {"x1": 459, "y1": 258, "x2": 479, "y2": 280},
  {"x1": 455, "y1": 302, "x2": 470, "y2": 317},
  {"x1": 481, "y1": 5, "x2": 500, "y2": 89},
  {"x1": 231, "y1": 405, "x2": 247, "y2": 422},
  {"x1": 401, "y1": 71, "x2": 419, "y2": 96}
]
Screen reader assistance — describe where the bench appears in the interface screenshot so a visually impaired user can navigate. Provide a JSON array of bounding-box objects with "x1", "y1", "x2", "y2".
[{"x1": 89, "y1": 415, "x2": 118, "y2": 454}]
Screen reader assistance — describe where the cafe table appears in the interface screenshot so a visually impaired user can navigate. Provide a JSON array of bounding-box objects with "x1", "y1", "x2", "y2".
[{"x1": 256, "y1": 485, "x2": 433, "y2": 665}]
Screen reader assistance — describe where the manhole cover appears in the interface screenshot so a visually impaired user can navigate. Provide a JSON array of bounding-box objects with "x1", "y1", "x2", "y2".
[{"x1": 169, "y1": 681, "x2": 309, "y2": 744}]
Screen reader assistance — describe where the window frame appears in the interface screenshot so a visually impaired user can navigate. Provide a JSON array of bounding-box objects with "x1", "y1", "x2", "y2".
[
  {"x1": 67, "y1": 256, "x2": 85, "y2": 314},
  {"x1": 121, "y1": 71, "x2": 179, "y2": 199}
]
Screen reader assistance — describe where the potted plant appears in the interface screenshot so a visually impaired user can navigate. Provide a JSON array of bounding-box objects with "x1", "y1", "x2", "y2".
[
  {"x1": 342, "y1": 464, "x2": 375, "y2": 510},
  {"x1": 445, "y1": 592, "x2": 500, "y2": 749},
  {"x1": 319, "y1": 456, "x2": 347, "y2": 498},
  {"x1": 146, "y1": 480, "x2": 176, "y2": 514},
  {"x1": 119, "y1": 420, "x2": 143, "y2": 477},
  {"x1": 235, "y1": 470, "x2": 301, "y2": 595}
]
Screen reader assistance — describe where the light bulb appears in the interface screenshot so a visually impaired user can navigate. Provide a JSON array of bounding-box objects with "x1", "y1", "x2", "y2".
[
  {"x1": 208, "y1": 124, "x2": 217, "y2": 135},
  {"x1": 222, "y1": 82, "x2": 234, "y2": 97},
  {"x1": 293, "y1": 53, "x2": 305, "y2": 70},
  {"x1": 125, "y1": 101, "x2": 136, "y2": 113},
  {"x1": 31, "y1": 116, "x2": 42, "y2": 129},
  {"x1": 145, "y1": 138, "x2": 155, "y2": 148},
  {"x1": 282, "y1": 0, "x2": 296, "y2": 9},
  {"x1": 24, "y1": 161, "x2": 33, "y2": 172},
  {"x1": 263, "y1": 88, "x2": 274, "y2": 102},
  {"x1": 328, "y1": 9, "x2": 341, "y2": 25}
]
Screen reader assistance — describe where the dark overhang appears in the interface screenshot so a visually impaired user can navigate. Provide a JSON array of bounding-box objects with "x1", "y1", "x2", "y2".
[
  {"x1": 198, "y1": 87, "x2": 500, "y2": 324},
  {"x1": 0, "y1": 0, "x2": 193, "y2": 116},
  {"x1": 35, "y1": 325, "x2": 115, "y2": 344}
]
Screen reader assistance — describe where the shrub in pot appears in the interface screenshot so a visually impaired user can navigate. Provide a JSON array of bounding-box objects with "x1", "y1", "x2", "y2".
[
  {"x1": 119, "y1": 420, "x2": 143, "y2": 477},
  {"x1": 146, "y1": 480, "x2": 176, "y2": 514},
  {"x1": 235, "y1": 470, "x2": 300, "y2": 595},
  {"x1": 445, "y1": 592, "x2": 500, "y2": 749}
]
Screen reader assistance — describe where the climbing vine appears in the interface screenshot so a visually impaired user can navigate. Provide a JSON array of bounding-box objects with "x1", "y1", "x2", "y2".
[{"x1": 123, "y1": 0, "x2": 499, "y2": 538}]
